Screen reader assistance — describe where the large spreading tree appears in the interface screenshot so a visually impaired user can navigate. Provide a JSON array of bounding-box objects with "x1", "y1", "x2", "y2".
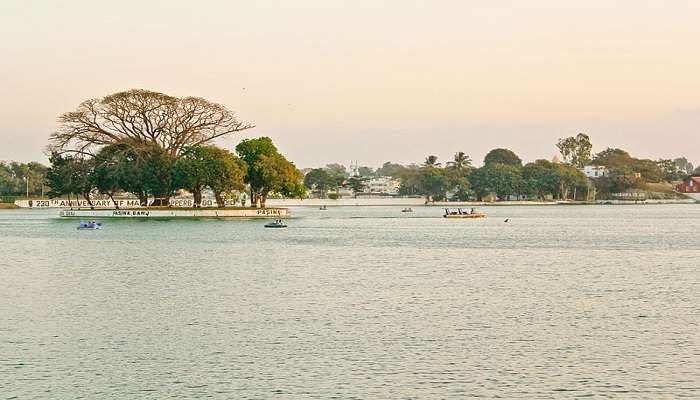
[
  {"x1": 49, "y1": 89, "x2": 253, "y2": 158},
  {"x1": 47, "y1": 89, "x2": 253, "y2": 205}
]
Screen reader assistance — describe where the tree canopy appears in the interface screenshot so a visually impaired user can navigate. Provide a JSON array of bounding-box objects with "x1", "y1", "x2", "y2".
[
  {"x1": 235, "y1": 137, "x2": 305, "y2": 207},
  {"x1": 375, "y1": 162, "x2": 405, "y2": 177},
  {"x1": 0, "y1": 161, "x2": 48, "y2": 197},
  {"x1": 49, "y1": 89, "x2": 253, "y2": 158},
  {"x1": 173, "y1": 146, "x2": 246, "y2": 207},
  {"x1": 470, "y1": 163, "x2": 523, "y2": 200},
  {"x1": 304, "y1": 168, "x2": 336, "y2": 198},
  {"x1": 557, "y1": 133, "x2": 592, "y2": 168},
  {"x1": 483, "y1": 148, "x2": 522, "y2": 167}
]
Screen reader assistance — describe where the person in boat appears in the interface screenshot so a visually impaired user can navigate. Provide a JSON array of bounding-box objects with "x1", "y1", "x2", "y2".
[{"x1": 470, "y1": 208, "x2": 475, "y2": 214}]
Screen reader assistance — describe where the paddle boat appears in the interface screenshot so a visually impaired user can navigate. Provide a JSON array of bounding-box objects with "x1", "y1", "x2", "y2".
[
  {"x1": 443, "y1": 208, "x2": 485, "y2": 219},
  {"x1": 77, "y1": 220, "x2": 103, "y2": 230},
  {"x1": 264, "y1": 220, "x2": 288, "y2": 228},
  {"x1": 319, "y1": 205, "x2": 328, "y2": 210}
]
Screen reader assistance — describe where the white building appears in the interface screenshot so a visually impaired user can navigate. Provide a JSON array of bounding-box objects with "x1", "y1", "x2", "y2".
[
  {"x1": 581, "y1": 165, "x2": 609, "y2": 178},
  {"x1": 364, "y1": 176, "x2": 401, "y2": 195}
]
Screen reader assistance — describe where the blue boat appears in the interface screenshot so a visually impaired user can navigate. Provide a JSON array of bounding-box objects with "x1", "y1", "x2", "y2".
[
  {"x1": 264, "y1": 220, "x2": 287, "y2": 228},
  {"x1": 77, "y1": 220, "x2": 103, "y2": 230}
]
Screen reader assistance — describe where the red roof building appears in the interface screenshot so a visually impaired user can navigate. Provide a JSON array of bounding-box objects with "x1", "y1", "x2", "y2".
[{"x1": 676, "y1": 176, "x2": 700, "y2": 193}]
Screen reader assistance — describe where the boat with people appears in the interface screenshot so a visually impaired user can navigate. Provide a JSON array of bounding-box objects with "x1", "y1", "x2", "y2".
[
  {"x1": 443, "y1": 208, "x2": 485, "y2": 219},
  {"x1": 264, "y1": 220, "x2": 288, "y2": 228},
  {"x1": 401, "y1": 207, "x2": 413, "y2": 213},
  {"x1": 77, "y1": 220, "x2": 103, "y2": 230},
  {"x1": 319, "y1": 205, "x2": 328, "y2": 210}
]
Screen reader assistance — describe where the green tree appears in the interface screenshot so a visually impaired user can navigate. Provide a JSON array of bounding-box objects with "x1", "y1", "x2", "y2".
[
  {"x1": 357, "y1": 166, "x2": 374, "y2": 177},
  {"x1": 346, "y1": 176, "x2": 367, "y2": 195},
  {"x1": 92, "y1": 144, "x2": 132, "y2": 207},
  {"x1": 416, "y1": 166, "x2": 448, "y2": 202},
  {"x1": 398, "y1": 168, "x2": 421, "y2": 196},
  {"x1": 552, "y1": 163, "x2": 588, "y2": 199},
  {"x1": 470, "y1": 163, "x2": 523, "y2": 201},
  {"x1": 483, "y1": 148, "x2": 522, "y2": 167},
  {"x1": 594, "y1": 167, "x2": 641, "y2": 195},
  {"x1": 591, "y1": 148, "x2": 632, "y2": 168},
  {"x1": 424, "y1": 155, "x2": 441, "y2": 167},
  {"x1": 172, "y1": 146, "x2": 211, "y2": 207},
  {"x1": 446, "y1": 171, "x2": 471, "y2": 201},
  {"x1": 304, "y1": 168, "x2": 336, "y2": 198},
  {"x1": 173, "y1": 145, "x2": 244, "y2": 207},
  {"x1": 673, "y1": 157, "x2": 694, "y2": 175},
  {"x1": 447, "y1": 151, "x2": 472, "y2": 172},
  {"x1": 522, "y1": 160, "x2": 560, "y2": 199},
  {"x1": 634, "y1": 159, "x2": 664, "y2": 183},
  {"x1": 592, "y1": 148, "x2": 667, "y2": 184},
  {"x1": 116, "y1": 147, "x2": 150, "y2": 205},
  {"x1": 444, "y1": 152, "x2": 473, "y2": 201},
  {"x1": 236, "y1": 137, "x2": 304, "y2": 207},
  {"x1": 556, "y1": 133, "x2": 592, "y2": 168},
  {"x1": 324, "y1": 163, "x2": 347, "y2": 179},
  {"x1": 655, "y1": 159, "x2": 683, "y2": 182},
  {"x1": 376, "y1": 161, "x2": 405, "y2": 177},
  {"x1": 143, "y1": 146, "x2": 175, "y2": 206},
  {"x1": 0, "y1": 161, "x2": 48, "y2": 197},
  {"x1": 204, "y1": 147, "x2": 247, "y2": 207},
  {"x1": 45, "y1": 153, "x2": 96, "y2": 208}
]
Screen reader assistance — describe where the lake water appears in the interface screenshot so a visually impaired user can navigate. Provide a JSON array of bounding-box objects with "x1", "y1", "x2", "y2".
[{"x1": 1, "y1": 205, "x2": 699, "y2": 399}]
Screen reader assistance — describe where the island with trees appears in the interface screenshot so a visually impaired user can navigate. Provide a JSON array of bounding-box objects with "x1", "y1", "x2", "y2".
[{"x1": 30, "y1": 89, "x2": 305, "y2": 217}]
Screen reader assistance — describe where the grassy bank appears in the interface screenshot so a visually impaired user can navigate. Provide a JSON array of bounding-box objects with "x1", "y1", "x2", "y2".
[{"x1": 0, "y1": 203, "x2": 18, "y2": 209}]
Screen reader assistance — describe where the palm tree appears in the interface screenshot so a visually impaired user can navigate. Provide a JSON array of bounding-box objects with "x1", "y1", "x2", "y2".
[
  {"x1": 447, "y1": 151, "x2": 472, "y2": 172},
  {"x1": 424, "y1": 155, "x2": 441, "y2": 168}
]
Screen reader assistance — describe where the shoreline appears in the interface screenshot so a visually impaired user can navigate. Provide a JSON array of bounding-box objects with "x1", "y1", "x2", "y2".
[
  {"x1": 267, "y1": 198, "x2": 697, "y2": 207},
  {"x1": 5, "y1": 198, "x2": 696, "y2": 211}
]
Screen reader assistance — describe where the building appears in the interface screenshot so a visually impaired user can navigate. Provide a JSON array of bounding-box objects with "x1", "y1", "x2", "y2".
[
  {"x1": 363, "y1": 176, "x2": 401, "y2": 195},
  {"x1": 580, "y1": 165, "x2": 609, "y2": 178},
  {"x1": 676, "y1": 176, "x2": 700, "y2": 194}
]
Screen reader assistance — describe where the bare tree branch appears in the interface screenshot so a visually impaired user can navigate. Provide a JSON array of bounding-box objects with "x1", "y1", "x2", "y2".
[{"x1": 48, "y1": 89, "x2": 254, "y2": 157}]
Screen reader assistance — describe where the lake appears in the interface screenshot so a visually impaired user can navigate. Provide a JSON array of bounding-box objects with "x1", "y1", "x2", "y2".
[{"x1": 1, "y1": 205, "x2": 699, "y2": 399}]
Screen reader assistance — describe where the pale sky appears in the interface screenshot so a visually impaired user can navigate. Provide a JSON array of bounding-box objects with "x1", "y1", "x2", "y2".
[{"x1": 1, "y1": 0, "x2": 699, "y2": 168}]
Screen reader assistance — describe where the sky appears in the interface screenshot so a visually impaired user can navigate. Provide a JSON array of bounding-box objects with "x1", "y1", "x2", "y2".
[{"x1": 1, "y1": 0, "x2": 699, "y2": 169}]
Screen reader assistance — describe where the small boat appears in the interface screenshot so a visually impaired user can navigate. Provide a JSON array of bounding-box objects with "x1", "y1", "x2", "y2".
[
  {"x1": 401, "y1": 207, "x2": 413, "y2": 213},
  {"x1": 77, "y1": 220, "x2": 103, "y2": 230},
  {"x1": 319, "y1": 205, "x2": 328, "y2": 210},
  {"x1": 264, "y1": 220, "x2": 287, "y2": 228},
  {"x1": 443, "y1": 208, "x2": 485, "y2": 219}
]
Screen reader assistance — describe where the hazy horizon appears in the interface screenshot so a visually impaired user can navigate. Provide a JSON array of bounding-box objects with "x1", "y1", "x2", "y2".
[{"x1": 1, "y1": 0, "x2": 699, "y2": 168}]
